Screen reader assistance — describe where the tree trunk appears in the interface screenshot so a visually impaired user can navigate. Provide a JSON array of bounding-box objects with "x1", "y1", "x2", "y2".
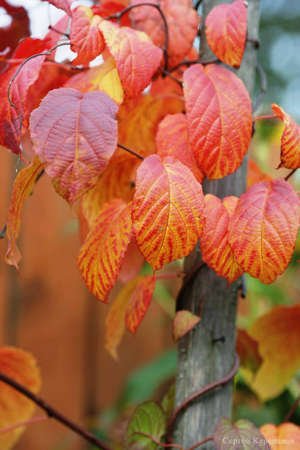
[{"x1": 174, "y1": 1, "x2": 260, "y2": 448}]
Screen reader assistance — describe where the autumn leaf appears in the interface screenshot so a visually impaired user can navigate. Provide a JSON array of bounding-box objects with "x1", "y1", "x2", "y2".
[
  {"x1": 125, "y1": 275, "x2": 156, "y2": 334},
  {"x1": 78, "y1": 200, "x2": 132, "y2": 302},
  {"x1": 0, "y1": 347, "x2": 41, "y2": 450},
  {"x1": 260, "y1": 423, "x2": 300, "y2": 450},
  {"x1": 173, "y1": 310, "x2": 201, "y2": 341},
  {"x1": 248, "y1": 305, "x2": 300, "y2": 400},
  {"x1": 214, "y1": 418, "x2": 270, "y2": 450},
  {"x1": 132, "y1": 155, "x2": 205, "y2": 270},
  {"x1": 272, "y1": 104, "x2": 300, "y2": 169},
  {"x1": 200, "y1": 194, "x2": 242, "y2": 283},
  {"x1": 0, "y1": 2, "x2": 29, "y2": 60},
  {"x1": 228, "y1": 180, "x2": 300, "y2": 284},
  {"x1": 43, "y1": 0, "x2": 73, "y2": 15},
  {"x1": 30, "y1": 87, "x2": 118, "y2": 203},
  {"x1": 236, "y1": 329, "x2": 262, "y2": 373},
  {"x1": 247, "y1": 159, "x2": 272, "y2": 188},
  {"x1": 156, "y1": 113, "x2": 204, "y2": 182},
  {"x1": 5, "y1": 158, "x2": 45, "y2": 269},
  {"x1": 184, "y1": 64, "x2": 252, "y2": 178},
  {"x1": 119, "y1": 239, "x2": 144, "y2": 283},
  {"x1": 205, "y1": 0, "x2": 247, "y2": 68},
  {"x1": 70, "y1": 6, "x2": 105, "y2": 66},
  {"x1": 65, "y1": 57, "x2": 124, "y2": 104},
  {"x1": 99, "y1": 20, "x2": 163, "y2": 98}
]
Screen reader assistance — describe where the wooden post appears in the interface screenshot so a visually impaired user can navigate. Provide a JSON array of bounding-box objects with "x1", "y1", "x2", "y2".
[{"x1": 174, "y1": 1, "x2": 260, "y2": 448}]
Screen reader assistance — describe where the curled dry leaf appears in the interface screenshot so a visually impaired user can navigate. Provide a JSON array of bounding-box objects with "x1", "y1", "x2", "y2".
[
  {"x1": 184, "y1": 64, "x2": 252, "y2": 179},
  {"x1": 132, "y1": 154, "x2": 205, "y2": 270},
  {"x1": 173, "y1": 310, "x2": 201, "y2": 341},
  {"x1": 205, "y1": 0, "x2": 248, "y2": 68},
  {"x1": 78, "y1": 200, "x2": 132, "y2": 303},
  {"x1": 229, "y1": 180, "x2": 300, "y2": 284},
  {"x1": 272, "y1": 103, "x2": 300, "y2": 169},
  {"x1": 99, "y1": 20, "x2": 163, "y2": 98},
  {"x1": 0, "y1": 347, "x2": 41, "y2": 450},
  {"x1": 30, "y1": 88, "x2": 118, "y2": 203}
]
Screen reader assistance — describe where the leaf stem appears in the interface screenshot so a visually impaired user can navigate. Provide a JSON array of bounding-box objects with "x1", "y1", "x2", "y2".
[
  {"x1": 284, "y1": 396, "x2": 300, "y2": 422},
  {"x1": 284, "y1": 169, "x2": 297, "y2": 181},
  {"x1": 0, "y1": 371, "x2": 112, "y2": 450},
  {"x1": 117, "y1": 143, "x2": 144, "y2": 160},
  {"x1": 253, "y1": 114, "x2": 276, "y2": 121}
]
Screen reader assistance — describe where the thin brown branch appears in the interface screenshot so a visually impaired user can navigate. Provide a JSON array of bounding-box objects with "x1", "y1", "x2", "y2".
[
  {"x1": 285, "y1": 169, "x2": 297, "y2": 181},
  {"x1": 106, "y1": 3, "x2": 170, "y2": 70},
  {"x1": 166, "y1": 355, "x2": 240, "y2": 441},
  {"x1": 188, "y1": 435, "x2": 214, "y2": 450},
  {"x1": 48, "y1": 24, "x2": 70, "y2": 38},
  {"x1": 162, "y1": 69, "x2": 183, "y2": 86},
  {"x1": 117, "y1": 143, "x2": 144, "y2": 160},
  {"x1": 133, "y1": 431, "x2": 182, "y2": 448},
  {"x1": 284, "y1": 396, "x2": 300, "y2": 422},
  {"x1": 0, "y1": 372, "x2": 112, "y2": 450}
]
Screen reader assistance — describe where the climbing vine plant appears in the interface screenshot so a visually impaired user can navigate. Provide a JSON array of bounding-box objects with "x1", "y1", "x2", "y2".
[{"x1": 0, "y1": 0, "x2": 300, "y2": 449}]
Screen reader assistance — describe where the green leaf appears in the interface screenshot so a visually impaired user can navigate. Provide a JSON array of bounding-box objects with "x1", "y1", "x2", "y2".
[
  {"x1": 126, "y1": 401, "x2": 166, "y2": 449},
  {"x1": 214, "y1": 418, "x2": 271, "y2": 450}
]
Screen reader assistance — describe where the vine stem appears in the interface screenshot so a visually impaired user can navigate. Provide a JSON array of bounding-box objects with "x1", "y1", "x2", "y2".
[
  {"x1": 106, "y1": 3, "x2": 170, "y2": 71},
  {"x1": 188, "y1": 435, "x2": 213, "y2": 450},
  {"x1": 166, "y1": 355, "x2": 239, "y2": 442},
  {"x1": 117, "y1": 143, "x2": 144, "y2": 160},
  {"x1": 0, "y1": 372, "x2": 112, "y2": 450}
]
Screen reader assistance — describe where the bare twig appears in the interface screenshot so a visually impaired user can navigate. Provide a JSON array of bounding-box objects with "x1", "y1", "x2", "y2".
[
  {"x1": 0, "y1": 372, "x2": 112, "y2": 450},
  {"x1": 166, "y1": 355, "x2": 240, "y2": 441},
  {"x1": 117, "y1": 143, "x2": 144, "y2": 160},
  {"x1": 106, "y1": 3, "x2": 170, "y2": 70},
  {"x1": 285, "y1": 169, "x2": 297, "y2": 181}
]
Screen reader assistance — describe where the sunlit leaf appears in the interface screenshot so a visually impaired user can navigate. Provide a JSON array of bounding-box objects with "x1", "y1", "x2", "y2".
[
  {"x1": 272, "y1": 104, "x2": 300, "y2": 169},
  {"x1": 99, "y1": 20, "x2": 163, "y2": 98},
  {"x1": 260, "y1": 423, "x2": 300, "y2": 450},
  {"x1": 184, "y1": 63, "x2": 252, "y2": 178},
  {"x1": 126, "y1": 401, "x2": 166, "y2": 449},
  {"x1": 156, "y1": 113, "x2": 204, "y2": 182},
  {"x1": 132, "y1": 155, "x2": 205, "y2": 270},
  {"x1": 0, "y1": 347, "x2": 41, "y2": 450},
  {"x1": 125, "y1": 275, "x2": 156, "y2": 334},
  {"x1": 205, "y1": 0, "x2": 247, "y2": 68},
  {"x1": 173, "y1": 310, "x2": 200, "y2": 341},
  {"x1": 214, "y1": 418, "x2": 270, "y2": 450},
  {"x1": 78, "y1": 200, "x2": 132, "y2": 302},
  {"x1": 70, "y1": 6, "x2": 105, "y2": 65},
  {"x1": 5, "y1": 158, "x2": 45, "y2": 269},
  {"x1": 248, "y1": 305, "x2": 300, "y2": 400},
  {"x1": 201, "y1": 194, "x2": 242, "y2": 283},
  {"x1": 229, "y1": 180, "x2": 300, "y2": 284},
  {"x1": 30, "y1": 87, "x2": 118, "y2": 203}
]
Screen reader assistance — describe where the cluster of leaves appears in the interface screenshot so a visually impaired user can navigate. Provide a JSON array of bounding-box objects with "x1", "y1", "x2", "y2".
[{"x1": 0, "y1": 0, "x2": 299, "y2": 449}]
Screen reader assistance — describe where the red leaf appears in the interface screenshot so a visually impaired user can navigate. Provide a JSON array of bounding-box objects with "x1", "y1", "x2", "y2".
[
  {"x1": 78, "y1": 200, "x2": 132, "y2": 302},
  {"x1": 99, "y1": 20, "x2": 163, "y2": 98},
  {"x1": 70, "y1": 6, "x2": 105, "y2": 65},
  {"x1": 184, "y1": 64, "x2": 252, "y2": 179},
  {"x1": 272, "y1": 103, "x2": 300, "y2": 169},
  {"x1": 0, "y1": 2, "x2": 29, "y2": 61},
  {"x1": 173, "y1": 310, "x2": 200, "y2": 341},
  {"x1": 132, "y1": 155, "x2": 205, "y2": 270},
  {"x1": 229, "y1": 180, "x2": 300, "y2": 284},
  {"x1": 43, "y1": 0, "x2": 73, "y2": 15},
  {"x1": 30, "y1": 88, "x2": 118, "y2": 203},
  {"x1": 156, "y1": 113, "x2": 204, "y2": 182},
  {"x1": 0, "y1": 346, "x2": 41, "y2": 450},
  {"x1": 125, "y1": 275, "x2": 156, "y2": 333},
  {"x1": 119, "y1": 239, "x2": 144, "y2": 283},
  {"x1": 205, "y1": 0, "x2": 247, "y2": 68},
  {"x1": 201, "y1": 194, "x2": 242, "y2": 283},
  {"x1": 5, "y1": 158, "x2": 45, "y2": 269}
]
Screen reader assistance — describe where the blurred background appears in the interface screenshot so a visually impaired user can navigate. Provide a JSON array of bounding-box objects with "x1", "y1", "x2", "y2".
[{"x1": 0, "y1": 1, "x2": 299, "y2": 449}]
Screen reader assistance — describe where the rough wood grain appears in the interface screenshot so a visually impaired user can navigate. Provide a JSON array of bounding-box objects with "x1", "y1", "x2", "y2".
[{"x1": 174, "y1": 1, "x2": 260, "y2": 448}]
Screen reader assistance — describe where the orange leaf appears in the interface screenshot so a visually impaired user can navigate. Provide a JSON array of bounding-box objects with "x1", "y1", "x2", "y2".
[
  {"x1": 132, "y1": 155, "x2": 205, "y2": 270},
  {"x1": 201, "y1": 194, "x2": 242, "y2": 283},
  {"x1": 119, "y1": 239, "x2": 144, "y2": 283},
  {"x1": 173, "y1": 310, "x2": 200, "y2": 341},
  {"x1": 70, "y1": 6, "x2": 105, "y2": 65},
  {"x1": 78, "y1": 200, "x2": 132, "y2": 302},
  {"x1": 248, "y1": 305, "x2": 300, "y2": 400},
  {"x1": 30, "y1": 88, "x2": 118, "y2": 203},
  {"x1": 247, "y1": 159, "x2": 272, "y2": 188},
  {"x1": 130, "y1": 0, "x2": 199, "y2": 67},
  {"x1": 125, "y1": 275, "x2": 156, "y2": 334},
  {"x1": 156, "y1": 113, "x2": 204, "y2": 182},
  {"x1": 260, "y1": 423, "x2": 300, "y2": 450},
  {"x1": 205, "y1": 0, "x2": 247, "y2": 68},
  {"x1": 99, "y1": 20, "x2": 163, "y2": 98},
  {"x1": 105, "y1": 277, "x2": 141, "y2": 359},
  {"x1": 229, "y1": 180, "x2": 300, "y2": 284},
  {"x1": 183, "y1": 63, "x2": 252, "y2": 179},
  {"x1": 0, "y1": 347, "x2": 41, "y2": 450},
  {"x1": 236, "y1": 329, "x2": 262, "y2": 373},
  {"x1": 5, "y1": 158, "x2": 45, "y2": 269},
  {"x1": 65, "y1": 57, "x2": 124, "y2": 104},
  {"x1": 272, "y1": 104, "x2": 300, "y2": 169}
]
